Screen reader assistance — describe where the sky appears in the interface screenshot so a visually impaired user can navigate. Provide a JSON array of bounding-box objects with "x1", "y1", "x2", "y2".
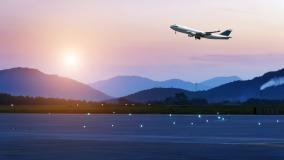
[{"x1": 0, "y1": 0, "x2": 284, "y2": 83}]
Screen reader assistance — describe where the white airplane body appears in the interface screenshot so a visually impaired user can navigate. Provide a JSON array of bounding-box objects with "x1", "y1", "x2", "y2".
[{"x1": 170, "y1": 24, "x2": 232, "y2": 40}]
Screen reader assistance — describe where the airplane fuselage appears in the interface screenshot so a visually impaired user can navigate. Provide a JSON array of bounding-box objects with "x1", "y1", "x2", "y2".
[{"x1": 170, "y1": 24, "x2": 231, "y2": 40}]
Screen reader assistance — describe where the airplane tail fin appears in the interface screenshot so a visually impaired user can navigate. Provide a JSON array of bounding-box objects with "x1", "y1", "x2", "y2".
[{"x1": 220, "y1": 29, "x2": 232, "y2": 36}]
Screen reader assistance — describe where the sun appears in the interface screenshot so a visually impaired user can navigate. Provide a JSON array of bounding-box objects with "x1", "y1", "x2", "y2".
[
  {"x1": 63, "y1": 51, "x2": 80, "y2": 67},
  {"x1": 65, "y1": 54, "x2": 77, "y2": 65},
  {"x1": 58, "y1": 48, "x2": 85, "y2": 73}
]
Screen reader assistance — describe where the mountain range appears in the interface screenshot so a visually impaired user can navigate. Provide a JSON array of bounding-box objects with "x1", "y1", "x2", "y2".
[
  {"x1": 2, "y1": 67, "x2": 284, "y2": 104},
  {"x1": 122, "y1": 68, "x2": 284, "y2": 103},
  {"x1": 0, "y1": 67, "x2": 110, "y2": 101},
  {"x1": 90, "y1": 76, "x2": 240, "y2": 97}
]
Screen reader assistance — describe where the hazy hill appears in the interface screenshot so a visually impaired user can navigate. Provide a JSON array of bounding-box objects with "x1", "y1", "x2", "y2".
[
  {"x1": 90, "y1": 76, "x2": 202, "y2": 97},
  {"x1": 122, "y1": 68, "x2": 284, "y2": 103},
  {"x1": 199, "y1": 68, "x2": 284, "y2": 102},
  {"x1": 123, "y1": 88, "x2": 192, "y2": 103},
  {"x1": 91, "y1": 76, "x2": 240, "y2": 97},
  {"x1": 201, "y1": 76, "x2": 240, "y2": 88},
  {"x1": 0, "y1": 67, "x2": 111, "y2": 101}
]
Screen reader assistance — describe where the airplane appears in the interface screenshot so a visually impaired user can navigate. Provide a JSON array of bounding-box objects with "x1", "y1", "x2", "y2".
[{"x1": 170, "y1": 24, "x2": 232, "y2": 40}]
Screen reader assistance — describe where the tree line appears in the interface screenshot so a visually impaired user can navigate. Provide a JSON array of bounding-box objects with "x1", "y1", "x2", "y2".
[
  {"x1": 0, "y1": 93, "x2": 98, "y2": 105},
  {"x1": 1, "y1": 92, "x2": 284, "y2": 106}
]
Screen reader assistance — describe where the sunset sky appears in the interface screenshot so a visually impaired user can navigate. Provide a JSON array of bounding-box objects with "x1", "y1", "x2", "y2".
[{"x1": 0, "y1": 0, "x2": 284, "y2": 83}]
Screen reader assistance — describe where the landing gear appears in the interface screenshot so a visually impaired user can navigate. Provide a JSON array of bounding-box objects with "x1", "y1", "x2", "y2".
[{"x1": 195, "y1": 36, "x2": 201, "y2": 40}]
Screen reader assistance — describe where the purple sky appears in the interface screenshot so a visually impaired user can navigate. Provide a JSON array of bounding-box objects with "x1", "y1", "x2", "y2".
[{"x1": 0, "y1": 0, "x2": 284, "y2": 83}]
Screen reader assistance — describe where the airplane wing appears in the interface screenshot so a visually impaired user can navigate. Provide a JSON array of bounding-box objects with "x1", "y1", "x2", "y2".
[
  {"x1": 204, "y1": 30, "x2": 221, "y2": 35},
  {"x1": 187, "y1": 30, "x2": 220, "y2": 36},
  {"x1": 187, "y1": 31, "x2": 196, "y2": 37}
]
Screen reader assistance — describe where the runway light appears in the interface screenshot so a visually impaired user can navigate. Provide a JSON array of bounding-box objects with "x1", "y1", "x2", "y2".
[
  {"x1": 190, "y1": 122, "x2": 194, "y2": 125},
  {"x1": 277, "y1": 120, "x2": 280, "y2": 123},
  {"x1": 82, "y1": 125, "x2": 87, "y2": 128},
  {"x1": 198, "y1": 114, "x2": 202, "y2": 118},
  {"x1": 222, "y1": 117, "x2": 225, "y2": 121},
  {"x1": 87, "y1": 113, "x2": 91, "y2": 115},
  {"x1": 206, "y1": 120, "x2": 209, "y2": 123},
  {"x1": 173, "y1": 121, "x2": 176, "y2": 125},
  {"x1": 111, "y1": 124, "x2": 114, "y2": 127},
  {"x1": 140, "y1": 124, "x2": 143, "y2": 128},
  {"x1": 128, "y1": 113, "x2": 132, "y2": 116},
  {"x1": 217, "y1": 116, "x2": 221, "y2": 120},
  {"x1": 169, "y1": 114, "x2": 172, "y2": 117},
  {"x1": 258, "y1": 122, "x2": 262, "y2": 126},
  {"x1": 113, "y1": 112, "x2": 116, "y2": 114}
]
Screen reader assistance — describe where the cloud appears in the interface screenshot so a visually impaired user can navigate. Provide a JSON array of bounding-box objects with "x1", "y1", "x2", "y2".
[{"x1": 260, "y1": 76, "x2": 284, "y2": 90}]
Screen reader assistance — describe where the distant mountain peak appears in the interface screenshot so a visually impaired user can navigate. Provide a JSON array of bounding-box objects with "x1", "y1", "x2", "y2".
[
  {"x1": 256, "y1": 68, "x2": 284, "y2": 80},
  {"x1": 1, "y1": 67, "x2": 41, "y2": 73},
  {"x1": 91, "y1": 75, "x2": 240, "y2": 97},
  {"x1": 0, "y1": 67, "x2": 111, "y2": 101},
  {"x1": 120, "y1": 68, "x2": 284, "y2": 103},
  {"x1": 201, "y1": 76, "x2": 241, "y2": 87}
]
